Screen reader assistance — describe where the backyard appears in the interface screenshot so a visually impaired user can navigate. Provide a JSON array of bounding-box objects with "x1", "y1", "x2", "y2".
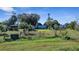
[
  {"x1": 0, "y1": 29, "x2": 79, "y2": 51},
  {"x1": 0, "y1": 7, "x2": 79, "y2": 51}
]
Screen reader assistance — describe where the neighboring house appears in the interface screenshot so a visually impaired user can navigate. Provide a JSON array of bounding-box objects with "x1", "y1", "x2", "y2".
[
  {"x1": 35, "y1": 23, "x2": 47, "y2": 29},
  {"x1": 59, "y1": 24, "x2": 66, "y2": 29}
]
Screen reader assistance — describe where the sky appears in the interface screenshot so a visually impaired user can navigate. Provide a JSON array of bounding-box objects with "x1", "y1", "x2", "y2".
[{"x1": 0, "y1": 7, "x2": 79, "y2": 25}]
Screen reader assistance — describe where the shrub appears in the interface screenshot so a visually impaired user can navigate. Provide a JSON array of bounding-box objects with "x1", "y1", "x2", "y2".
[
  {"x1": 60, "y1": 30, "x2": 72, "y2": 40},
  {"x1": 4, "y1": 38, "x2": 12, "y2": 42},
  {"x1": 10, "y1": 34, "x2": 19, "y2": 41},
  {"x1": 3, "y1": 34, "x2": 12, "y2": 42},
  {"x1": 64, "y1": 36, "x2": 71, "y2": 40}
]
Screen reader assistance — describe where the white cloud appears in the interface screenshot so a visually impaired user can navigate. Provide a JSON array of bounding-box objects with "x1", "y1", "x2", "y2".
[{"x1": 0, "y1": 7, "x2": 15, "y2": 12}]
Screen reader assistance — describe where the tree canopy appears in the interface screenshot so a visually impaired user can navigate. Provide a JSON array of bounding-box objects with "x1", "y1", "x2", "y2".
[
  {"x1": 18, "y1": 13, "x2": 40, "y2": 26},
  {"x1": 7, "y1": 14, "x2": 17, "y2": 26}
]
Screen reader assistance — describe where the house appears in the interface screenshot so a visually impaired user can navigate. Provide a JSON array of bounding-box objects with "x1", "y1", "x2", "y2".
[
  {"x1": 59, "y1": 24, "x2": 67, "y2": 29},
  {"x1": 35, "y1": 23, "x2": 47, "y2": 29}
]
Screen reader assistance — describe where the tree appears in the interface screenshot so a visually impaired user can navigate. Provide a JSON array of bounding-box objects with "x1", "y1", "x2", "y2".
[
  {"x1": 65, "y1": 21, "x2": 77, "y2": 30},
  {"x1": 30, "y1": 14, "x2": 40, "y2": 26},
  {"x1": 7, "y1": 14, "x2": 17, "y2": 26},
  {"x1": 18, "y1": 13, "x2": 40, "y2": 26},
  {"x1": 70, "y1": 21, "x2": 77, "y2": 30},
  {"x1": 0, "y1": 23, "x2": 7, "y2": 32},
  {"x1": 44, "y1": 20, "x2": 60, "y2": 30},
  {"x1": 0, "y1": 24, "x2": 3, "y2": 32},
  {"x1": 64, "y1": 23, "x2": 69, "y2": 29},
  {"x1": 19, "y1": 22, "x2": 29, "y2": 30},
  {"x1": 53, "y1": 23, "x2": 60, "y2": 30},
  {"x1": 52, "y1": 20, "x2": 60, "y2": 29},
  {"x1": 44, "y1": 20, "x2": 53, "y2": 29},
  {"x1": 18, "y1": 13, "x2": 40, "y2": 33},
  {"x1": 44, "y1": 13, "x2": 60, "y2": 29},
  {"x1": 44, "y1": 19, "x2": 60, "y2": 37},
  {"x1": 18, "y1": 13, "x2": 30, "y2": 23},
  {"x1": 53, "y1": 22, "x2": 60, "y2": 37}
]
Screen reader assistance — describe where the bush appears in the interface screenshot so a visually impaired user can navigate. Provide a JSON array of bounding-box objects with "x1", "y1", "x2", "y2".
[
  {"x1": 4, "y1": 38, "x2": 12, "y2": 42},
  {"x1": 20, "y1": 36, "x2": 27, "y2": 39},
  {"x1": 3, "y1": 34, "x2": 12, "y2": 42},
  {"x1": 60, "y1": 30, "x2": 72, "y2": 40},
  {"x1": 64, "y1": 36, "x2": 71, "y2": 40},
  {"x1": 10, "y1": 34, "x2": 19, "y2": 40}
]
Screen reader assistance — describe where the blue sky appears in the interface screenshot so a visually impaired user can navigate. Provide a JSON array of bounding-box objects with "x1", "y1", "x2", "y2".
[{"x1": 0, "y1": 7, "x2": 79, "y2": 25}]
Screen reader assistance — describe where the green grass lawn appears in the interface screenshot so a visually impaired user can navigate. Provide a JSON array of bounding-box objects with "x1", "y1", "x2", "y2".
[
  {"x1": 0, "y1": 37, "x2": 79, "y2": 51},
  {"x1": 0, "y1": 29, "x2": 79, "y2": 51}
]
